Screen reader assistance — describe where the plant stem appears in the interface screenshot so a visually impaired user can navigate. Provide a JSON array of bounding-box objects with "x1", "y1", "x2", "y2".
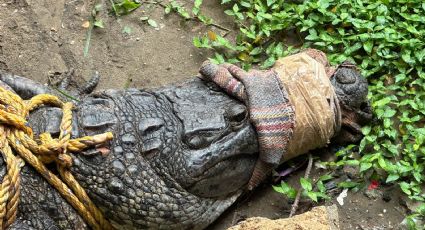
[
  {"x1": 109, "y1": 0, "x2": 118, "y2": 16},
  {"x1": 289, "y1": 153, "x2": 313, "y2": 217},
  {"x1": 83, "y1": 20, "x2": 94, "y2": 57}
]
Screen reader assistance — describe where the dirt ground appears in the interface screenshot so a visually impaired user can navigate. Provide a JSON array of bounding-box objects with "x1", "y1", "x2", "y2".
[{"x1": 0, "y1": 0, "x2": 409, "y2": 229}]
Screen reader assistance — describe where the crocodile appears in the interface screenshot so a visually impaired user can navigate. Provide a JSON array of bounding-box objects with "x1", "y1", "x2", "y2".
[{"x1": 0, "y1": 58, "x2": 371, "y2": 229}]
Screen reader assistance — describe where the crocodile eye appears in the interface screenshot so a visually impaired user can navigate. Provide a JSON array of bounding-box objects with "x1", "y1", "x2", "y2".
[
  {"x1": 227, "y1": 104, "x2": 248, "y2": 124},
  {"x1": 138, "y1": 118, "x2": 164, "y2": 134},
  {"x1": 186, "y1": 135, "x2": 208, "y2": 149}
]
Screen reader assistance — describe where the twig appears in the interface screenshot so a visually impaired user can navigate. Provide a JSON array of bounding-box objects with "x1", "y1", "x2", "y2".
[
  {"x1": 289, "y1": 153, "x2": 313, "y2": 217},
  {"x1": 230, "y1": 210, "x2": 240, "y2": 226},
  {"x1": 143, "y1": 0, "x2": 167, "y2": 8},
  {"x1": 204, "y1": 20, "x2": 231, "y2": 32}
]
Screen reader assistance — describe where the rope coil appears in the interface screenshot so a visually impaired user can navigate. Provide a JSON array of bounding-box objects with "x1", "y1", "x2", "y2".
[{"x1": 0, "y1": 86, "x2": 114, "y2": 230}]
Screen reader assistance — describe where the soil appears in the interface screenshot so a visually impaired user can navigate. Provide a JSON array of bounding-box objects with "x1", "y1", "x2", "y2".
[{"x1": 0, "y1": 0, "x2": 409, "y2": 229}]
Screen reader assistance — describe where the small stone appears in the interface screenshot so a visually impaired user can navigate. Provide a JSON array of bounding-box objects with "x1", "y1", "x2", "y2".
[
  {"x1": 382, "y1": 191, "x2": 391, "y2": 202},
  {"x1": 363, "y1": 189, "x2": 383, "y2": 200}
]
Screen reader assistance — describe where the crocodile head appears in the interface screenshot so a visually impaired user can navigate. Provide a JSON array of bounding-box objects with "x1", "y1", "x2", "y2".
[{"x1": 30, "y1": 78, "x2": 258, "y2": 229}]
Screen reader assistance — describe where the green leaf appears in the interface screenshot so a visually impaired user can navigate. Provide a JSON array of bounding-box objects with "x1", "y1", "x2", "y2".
[
  {"x1": 113, "y1": 0, "x2": 141, "y2": 16},
  {"x1": 261, "y1": 56, "x2": 275, "y2": 68},
  {"x1": 362, "y1": 126, "x2": 371, "y2": 135},
  {"x1": 194, "y1": 0, "x2": 202, "y2": 8},
  {"x1": 232, "y1": 4, "x2": 239, "y2": 12},
  {"x1": 318, "y1": 174, "x2": 333, "y2": 182},
  {"x1": 360, "y1": 162, "x2": 373, "y2": 172},
  {"x1": 338, "y1": 181, "x2": 359, "y2": 188},
  {"x1": 147, "y1": 19, "x2": 158, "y2": 28},
  {"x1": 193, "y1": 37, "x2": 202, "y2": 47},
  {"x1": 249, "y1": 47, "x2": 262, "y2": 55},
  {"x1": 317, "y1": 181, "x2": 326, "y2": 193},
  {"x1": 306, "y1": 191, "x2": 318, "y2": 202},
  {"x1": 373, "y1": 97, "x2": 391, "y2": 107},
  {"x1": 272, "y1": 182, "x2": 297, "y2": 199},
  {"x1": 165, "y1": 5, "x2": 171, "y2": 14},
  {"x1": 400, "y1": 182, "x2": 412, "y2": 195},
  {"x1": 402, "y1": 50, "x2": 413, "y2": 64},
  {"x1": 274, "y1": 43, "x2": 284, "y2": 57},
  {"x1": 267, "y1": 0, "x2": 276, "y2": 7},
  {"x1": 363, "y1": 40, "x2": 373, "y2": 54},
  {"x1": 386, "y1": 174, "x2": 399, "y2": 183},
  {"x1": 93, "y1": 19, "x2": 104, "y2": 28},
  {"x1": 383, "y1": 108, "x2": 396, "y2": 118},
  {"x1": 300, "y1": 178, "x2": 312, "y2": 191},
  {"x1": 122, "y1": 25, "x2": 132, "y2": 34}
]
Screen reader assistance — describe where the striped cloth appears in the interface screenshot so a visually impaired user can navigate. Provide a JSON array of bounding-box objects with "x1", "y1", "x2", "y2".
[{"x1": 199, "y1": 62, "x2": 295, "y2": 190}]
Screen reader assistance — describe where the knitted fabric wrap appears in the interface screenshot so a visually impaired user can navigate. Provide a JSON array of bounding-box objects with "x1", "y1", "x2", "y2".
[{"x1": 199, "y1": 62, "x2": 295, "y2": 189}]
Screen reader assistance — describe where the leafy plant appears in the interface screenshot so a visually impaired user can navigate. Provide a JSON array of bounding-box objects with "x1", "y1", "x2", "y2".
[
  {"x1": 164, "y1": 1, "x2": 192, "y2": 19},
  {"x1": 110, "y1": 0, "x2": 141, "y2": 16},
  {"x1": 164, "y1": 0, "x2": 228, "y2": 33},
  {"x1": 273, "y1": 174, "x2": 332, "y2": 202},
  {"x1": 83, "y1": 3, "x2": 104, "y2": 57}
]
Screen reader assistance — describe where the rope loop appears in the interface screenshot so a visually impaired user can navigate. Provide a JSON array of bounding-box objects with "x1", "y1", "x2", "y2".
[{"x1": 0, "y1": 87, "x2": 114, "y2": 230}]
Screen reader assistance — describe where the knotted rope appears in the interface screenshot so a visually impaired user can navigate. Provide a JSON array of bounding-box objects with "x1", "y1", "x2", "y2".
[
  {"x1": 0, "y1": 86, "x2": 115, "y2": 230},
  {"x1": 200, "y1": 50, "x2": 341, "y2": 190}
]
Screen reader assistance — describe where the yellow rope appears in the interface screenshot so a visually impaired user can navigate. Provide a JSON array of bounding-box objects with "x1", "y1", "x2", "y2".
[{"x1": 0, "y1": 86, "x2": 115, "y2": 230}]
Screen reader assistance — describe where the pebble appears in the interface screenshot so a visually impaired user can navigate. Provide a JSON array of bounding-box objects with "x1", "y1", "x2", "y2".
[{"x1": 364, "y1": 189, "x2": 383, "y2": 200}]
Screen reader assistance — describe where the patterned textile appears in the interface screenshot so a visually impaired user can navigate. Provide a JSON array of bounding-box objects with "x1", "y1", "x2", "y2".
[{"x1": 199, "y1": 62, "x2": 295, "y2": 190}]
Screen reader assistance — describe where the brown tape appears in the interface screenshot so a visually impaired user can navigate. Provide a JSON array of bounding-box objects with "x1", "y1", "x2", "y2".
[{"x1": 273, "y1": 52, "x2": 341, "y2": 162}]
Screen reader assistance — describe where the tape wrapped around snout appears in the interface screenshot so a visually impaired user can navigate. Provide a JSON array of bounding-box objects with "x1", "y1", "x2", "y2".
[{"x1": 273, "y1": 52, "x2": 342, "y2": 163}]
